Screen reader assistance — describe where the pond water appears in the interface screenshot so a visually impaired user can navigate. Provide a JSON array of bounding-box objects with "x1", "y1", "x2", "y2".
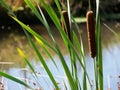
[{"x1": 0, "y1": 21, "x2": 120, "y2": 90}]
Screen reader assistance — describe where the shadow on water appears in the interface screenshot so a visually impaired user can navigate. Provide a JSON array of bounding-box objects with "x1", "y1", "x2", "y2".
[{"x1": 0, "y1": 21, "x2": 120, "y2": 89}]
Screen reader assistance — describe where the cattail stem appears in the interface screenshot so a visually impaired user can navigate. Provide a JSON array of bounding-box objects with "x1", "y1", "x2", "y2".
[
  {"x1": 61, "y1": 10, "x2": 72, "y2": 41},
  {"x1": 88, "y1": 0, "x2": 91, "y2": 10},
  {"x1": 86, "y1": 11, "x2": 96, "y2": 58}
]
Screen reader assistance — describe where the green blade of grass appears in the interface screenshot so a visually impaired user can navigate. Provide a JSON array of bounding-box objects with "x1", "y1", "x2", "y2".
[
  {"x1": 98, "y1": 15, "x2": 103, "y2": 90},
  {"x1": 13, "y1": 2, "x2": 91, "y2": 89},
  {"x1": 25, "y1": 0, "x2": 52, "y2": 38},
  {"x1": 36, "y1": 5, "x2": 62, "y2": 70},
  {"x1": 12, "y1": 16, "x2": 57, "y2": 53},
  {"x1": 35, "y1": 36, "x2": 58, "y2": 70},
  {"x1": 12, "y1": 16, "x2": 59, "y2": 72},
  {"x1": 72, "y1": 15, "x2": 92, "y2": 89},
  {"x1": 38, "y1": 1, "x2": 79, "y2": 89},
  {"x1": 12, "y1": 0, "x2": 91, "y2": 89},
  {"x1": 37, "y1": 4, "x2": 77, "y2": 88},
  {"x1": 11, "y1": 15, "x2": 59, "y2": 89},
  {"x1": 73, "y1": 32, "x2": 84, "y2": 58},
  {"x1": 72, "y1": 30, "x2": 89, "y2": 90},
  {"x1": 0, "y1": 71, "x2": 33, "y2": 89},
  {"x1": 1, "y1": 0, "x2": 93, "y2": 89},
  {"x1": 17, "y1": 47, "x2": 43, "y2": 87},
  {"x1": 39, "y1": 0, "x2": 92, "y2": 88},
  {"x1": 73, "y1": 31, "x2": 88, "y2": 90},
  {"x1": 26, "y1": 0, "x2": 57, "y2": 46},
  {"x1": 96, "y1": 0, "x2": 103, "y2": 89},
  {"x1": 0, "y1": 0, "x2": 15, "y2": 17},
  {"x1": 53, "y1": 0, "x2": 72, "y2": 49},
  {"x1": 73, "y1": 32, "x2": 83, "y2": 90},
  {"x1": 25, "y1": 0, "x2": 57, "y2": 47},
  {"x1": 55, "y1": 44, "x2": 78, "y2": 90},
  {"x1": 17, "y1": 48, "x2": 37, "y2": 76},
  {"x1": 24, "y1": 0, "x2": 44, "y2": 24},
  {"x1": 53, "y1": 0, "x2": 62, "y2": 15},
  {"x1": 25, "y1": 1, "x2": 77, "y2": 88},
  {"x1": 27, "y1": 34, "x2": 60, "y2": 90}
]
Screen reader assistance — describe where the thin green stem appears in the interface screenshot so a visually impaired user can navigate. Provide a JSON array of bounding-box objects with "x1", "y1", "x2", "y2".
[{"x1": 93, "y1": 58, "x2": 98, "y2": 90}]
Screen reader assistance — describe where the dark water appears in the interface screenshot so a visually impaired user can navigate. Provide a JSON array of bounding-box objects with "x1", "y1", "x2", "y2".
[{"x1": 0, "y1": 21, "x2": 120, "y2": 90}]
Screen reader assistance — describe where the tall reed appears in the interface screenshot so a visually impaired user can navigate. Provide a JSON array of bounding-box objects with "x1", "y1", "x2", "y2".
[{"x1": 0, "y1": 0, "x2": 105, "y2": 90}]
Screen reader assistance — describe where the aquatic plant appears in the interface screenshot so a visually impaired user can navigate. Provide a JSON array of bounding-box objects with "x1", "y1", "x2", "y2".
[
  {"x1": 86, "y1": 11, "x2": 96, "y2": 58},
  {"x1": 0, "y1": 0, "x2": 105, "y2": 90}
]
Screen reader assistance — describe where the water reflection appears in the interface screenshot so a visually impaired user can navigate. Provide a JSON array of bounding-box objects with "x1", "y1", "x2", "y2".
[{"x1": 0, "y1": 21, "x2": 120, "y2": 89}]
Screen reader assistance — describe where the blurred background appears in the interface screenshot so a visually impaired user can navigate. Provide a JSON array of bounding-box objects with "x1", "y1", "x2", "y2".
[{"x1": 0, "y1": 0, "x2": 120, "y2": 25}]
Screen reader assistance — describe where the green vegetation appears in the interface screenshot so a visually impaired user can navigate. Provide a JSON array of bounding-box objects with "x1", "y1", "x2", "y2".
[{"x1": 0, "y1": 0, "x2": 118, "y2": 90}]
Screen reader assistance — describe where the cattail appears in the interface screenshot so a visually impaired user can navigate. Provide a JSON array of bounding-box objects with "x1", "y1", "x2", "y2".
[
  {"x1": 61, "y1": 10, "x2": 72, "y2": 41},
  {"x1": 86, "y1": 11, "x2": 96, "y2": 58}
]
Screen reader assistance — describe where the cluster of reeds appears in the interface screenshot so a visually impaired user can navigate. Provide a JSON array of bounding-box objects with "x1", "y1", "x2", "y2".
[{"x1": 0, "y1": 0, "x2": 104, "y2": 90}]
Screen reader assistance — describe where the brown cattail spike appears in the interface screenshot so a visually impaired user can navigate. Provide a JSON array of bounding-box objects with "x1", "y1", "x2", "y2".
[
  {"x1": 86, "y1": 11, "x2": 96, "y2": 58},
  {"x1": 61, "y1": 10, "x2": 72, "y2": 41}
]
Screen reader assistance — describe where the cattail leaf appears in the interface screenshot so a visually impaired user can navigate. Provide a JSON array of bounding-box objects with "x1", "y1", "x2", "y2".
[
  {"x1": 12, "y1": 17, "x2": 60, "y2": 89},
  {"x1": 34, "y1": 36, "x2": 58, "y2": 70},
  {"x1": 17, "y1": 48, "x2": 36, "y2": 74},
  {"x1": 39, "y1": 0, "x2": 78, "y2": 89},
  {"x1": 34, "y1": 36, "x2": 44, "y2": 47},
  {"x1": 0, "y1": 71, "x2": 33, "y2": 89},
  {"x1": 17, "y1": 48, "x2": 26, "y2": 58},
  {"x1": 0, "y1": 0, "x2": 15, "y2": 17},
  {"x1": 11, "y1": 16, "x2": 56, "y2": 53},
  {"x1": 24, "y1": 0, "x2": 43, "y2": 23},
  {"x1": 28, "y1": 35, "x2": 60, "y2": 90},
  {"x1": 96, "y1": 0, "x2": 103, "y2": 89}
]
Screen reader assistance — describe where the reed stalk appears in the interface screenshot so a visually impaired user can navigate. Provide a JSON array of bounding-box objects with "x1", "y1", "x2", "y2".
[{"x1": 0, "y1": 0, "x2": 106, "y2": 90}]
